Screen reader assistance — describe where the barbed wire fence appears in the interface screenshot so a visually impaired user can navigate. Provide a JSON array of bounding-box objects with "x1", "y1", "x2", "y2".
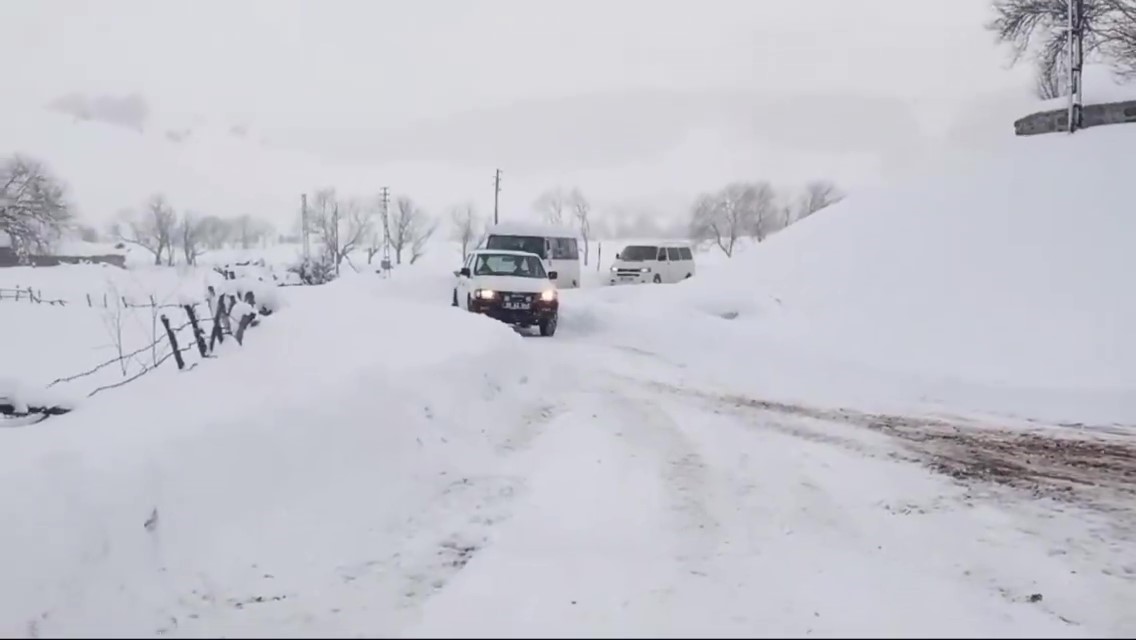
[{"x1": 1, "y1": 278, "x2": 275, "y2": 425}]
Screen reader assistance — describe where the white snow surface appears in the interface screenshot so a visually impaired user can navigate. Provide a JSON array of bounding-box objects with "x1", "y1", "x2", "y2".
[{"x1": 2, "y1": 125, "x2": 1136, "y2": 637}]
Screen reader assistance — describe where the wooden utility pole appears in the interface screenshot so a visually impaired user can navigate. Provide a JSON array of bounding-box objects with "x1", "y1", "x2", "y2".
[
  {"x1": 1067, "y1": 0, "x2": 1085, "y2": 133},
  {"x1": 379, "y1": 186, "x2": 392, "y2": 277},
  {"x1": 301, "y1": 193, "x2": 310, "y2": 262},
  {"x1": 493, "y1": 169, "x2": 502, "y2": 225},
  {"x1": 332, "y1": 202, "x2": 340, "y2": 276}
]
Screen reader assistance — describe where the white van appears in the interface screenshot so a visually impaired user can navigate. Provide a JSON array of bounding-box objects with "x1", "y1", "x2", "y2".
[
  {"x1": 608, "y1": 241, "x2": 696, "y2": 285},
  {"x1": 483, "y1": 222, "x2": 582, "y2": 288}
]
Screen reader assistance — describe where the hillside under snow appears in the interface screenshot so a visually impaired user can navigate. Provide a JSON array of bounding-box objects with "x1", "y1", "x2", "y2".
[{"x1": 568, "y1": 124, "x2": 1136, "y2": 426}]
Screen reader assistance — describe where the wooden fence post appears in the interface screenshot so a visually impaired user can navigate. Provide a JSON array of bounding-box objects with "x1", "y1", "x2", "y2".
[
  {"x1": 234, "y1": 312, "x2": 256, "y2": 345},
  {"x1": 160, "y1": 314, "x2": 185, "y2": 370},
  {"x1": 184, "y1": 304, "x2": 209, "y2": 358},
  {"x1": 209, "y1": 295, "x2": 227, "y2": 352}
]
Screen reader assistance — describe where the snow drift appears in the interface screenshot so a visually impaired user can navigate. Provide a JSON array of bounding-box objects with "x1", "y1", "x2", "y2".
[
  {"x1": 0, "y1": 275, "x2": 550, "y2": 636},
  {"x1": 736, "y1": 126, "x2": 1136, "y2": 393},
  {"x1": 562, "y1": 125, "x2": 1136, "y2": 425}
]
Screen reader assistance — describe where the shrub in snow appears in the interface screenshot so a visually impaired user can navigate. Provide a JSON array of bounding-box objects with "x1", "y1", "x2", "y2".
[{"x1": 287, "y1": 254, "x2": 336, "y2": 285}]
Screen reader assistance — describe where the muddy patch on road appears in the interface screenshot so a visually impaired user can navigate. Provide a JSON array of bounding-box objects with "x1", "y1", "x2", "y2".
[{"x1": 635, "y1": 379, "x2": 1136, "y2": 512}]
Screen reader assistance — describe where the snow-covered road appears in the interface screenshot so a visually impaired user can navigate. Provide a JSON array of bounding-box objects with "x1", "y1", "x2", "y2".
[
  {"x1": 4, "y1": 278, "x2": 1134, "y2": 638},
  {"x1": 400, "y1": 334, "x2": 1133, "y2": 637}
]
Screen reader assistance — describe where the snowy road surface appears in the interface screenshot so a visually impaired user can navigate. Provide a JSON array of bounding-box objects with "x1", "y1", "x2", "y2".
[
  {"x1": 3, "y1": 279, "x2": 1134, "y2": 638},
  {"x1": 406, "y1": 336, "x2": 1134, "y2": 638}
]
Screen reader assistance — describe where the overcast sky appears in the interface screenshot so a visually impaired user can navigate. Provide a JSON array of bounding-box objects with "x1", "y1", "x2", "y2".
[
  {"x1": 1, "y1": 0, "x2": 1023, "y2": 122},
  {"x1": 0, "y1": 0, "x2": 1036, "y2": 223}
]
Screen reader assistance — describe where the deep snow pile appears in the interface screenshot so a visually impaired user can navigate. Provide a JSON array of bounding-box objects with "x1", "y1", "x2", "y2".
[
  {"x1": 0, "y1": 274, "x2": 548, "y2": 636},
  {"x1": 561, "y1": 126, "x2": 1136, "y2": 424}
]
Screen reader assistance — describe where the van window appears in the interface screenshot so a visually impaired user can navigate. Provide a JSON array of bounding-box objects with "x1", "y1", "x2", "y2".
[
  {"x1": 550, "y1": 237, "x2": 579, "y2": 260},
  {"x1": 678, "y1": 247, "x2": 693, "y2": 260},
  {"x1": 666, "y1": 247, "x2": 682, "y2": 261},
  {"x1": 657, "y1": 248, "x2": 667, "y2": 261},
  {"x1": 485, "y1": 234, "x2": 546, "y2": 259},
  {"x1": 620, "y1": 246, "x2": 657, "y2": 261}
]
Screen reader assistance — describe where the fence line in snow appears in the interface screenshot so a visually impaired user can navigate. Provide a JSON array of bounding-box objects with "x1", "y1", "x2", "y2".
[{"x1": 2, "y1": 284, "x2": 272, "y2": 425}]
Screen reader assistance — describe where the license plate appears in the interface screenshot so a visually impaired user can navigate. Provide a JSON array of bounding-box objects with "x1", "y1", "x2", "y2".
[{"x1": 503, "y1": 302, "x2": 530, "y2": 310}]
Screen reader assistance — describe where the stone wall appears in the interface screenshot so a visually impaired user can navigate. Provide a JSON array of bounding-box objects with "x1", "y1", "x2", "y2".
[{"x1": 1015, "y1": 99, "x2": 1136, "y2": 136}]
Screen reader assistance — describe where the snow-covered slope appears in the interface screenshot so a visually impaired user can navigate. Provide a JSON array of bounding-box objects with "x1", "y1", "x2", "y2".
[
  {"x1": 562, "y1": 125, "x2": 1136, "y2": 425},
  {"x1": 741, "y1": 126, "x2": 1134, "y2": 390},
  {"x1": 0, "y1": 274, "x2": 554, "y2": 636}
]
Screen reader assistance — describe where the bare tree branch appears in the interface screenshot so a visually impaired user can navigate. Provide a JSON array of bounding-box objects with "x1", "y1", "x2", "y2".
[
  {"x1": 987, "y1": 0, "x2": 1136, "y2": 80},
  {"x1": 749, "y1": 181, "x2": 778, "y2": 242},
  {"x1": 534, "y1": 188, "x2": 568, "y2": 225},
  {"x1": 0, "y1": 155, "x2": 73, "y2": 259},
  {"x1": 390, "y1": 196, "x2": 435, "y2": 265},
  {"x1": 180, "y1": 211, "x2": 207, "y2": 266},
  {"x1": 302, "y1": 188, "x2": 373, "y2": 267},
  {"x1": 795, "y1": 180, "x2": 845, "y2": 222},
  {"x1": 112, "y1": 194, "x2": 176, "y2": 265},
  {"x1": 450, "y1": 202, "x2": 480, "y2": 260},
  {"x1": 567, "y1": 188, "x2": 592, "y2": 266}
]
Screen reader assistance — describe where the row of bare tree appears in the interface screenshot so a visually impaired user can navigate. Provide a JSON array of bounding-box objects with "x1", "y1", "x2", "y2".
[
  {"x1": 302, "y1": 188, "x2": 437, "y2": 269},
  {"x1": 445, "y1": 188, "x2": 597, "y2": 265},
  {"x1": 690, "y1": 180, "x2": 843, "y2": 257},
  {"x1": 111, "y1": 196, "x2": 276, "y2": 266},
  {"x1": 989, "y1": 0, "x2": 1136, "y2": 98},
  {"x1": 0, "y1": 155, "x2": 73, "y2": 258}
]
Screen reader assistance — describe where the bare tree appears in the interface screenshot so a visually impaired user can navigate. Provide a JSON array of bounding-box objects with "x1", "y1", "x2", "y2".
[
  {"x1": 795, "y1": 180, "x2": 845, "y2": 222},
  {"x1": 198, "y1": 215, "x2": 232, "y2": 250},
  {"x1": 689, "y1": 184, "x2": 752, "y2": 258},
  {"x1": 1099, "y1": 1, "x2": 1136, "y2": 76},
  {"x1": 987, "y1": 0, "x2": 1136, "y2": 81},
  {"x1": 567, "y1": 188, "x2": 592, "y2": 265},
  {"x1": 450, "y1": 202, "x2": 480, "y2": 260},
  {"x1": 1035, "y1": 53, "x2": 1068, "y2": 99},
  {"x1": 0, "y1": 155, "x2": 73, "y2": 259},
  {"x1": 303, "y1": 188, "x2": 373, "y2": 268},
  {"x1": 534, "y1": 188, "x2": 567, "y2": 225},
  {"x1": 179, "y1": 211, "x2": 207, "y2": 266},
  {"x1": 232, "y1": 214, "x2": 274, "y2": 249},
  {"x1": 112, "y1": 194, "x2": 176, "y2": 265},
  {"x1": 749, "y1": 181, "x2": 778, "y2": 243},
  {"x1": 390, "y1": 196, "x2": 437, "y2": 265}
]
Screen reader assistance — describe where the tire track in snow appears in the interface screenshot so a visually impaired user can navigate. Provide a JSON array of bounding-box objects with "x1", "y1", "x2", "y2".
[{"x1": 592, "y1": 384, "x2": 726, "y2": 572}]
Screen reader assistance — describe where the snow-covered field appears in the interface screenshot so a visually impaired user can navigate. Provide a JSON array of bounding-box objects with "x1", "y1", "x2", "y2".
[{"x1": 2, "y1": 123, "x2": 1135, "y2": 637}]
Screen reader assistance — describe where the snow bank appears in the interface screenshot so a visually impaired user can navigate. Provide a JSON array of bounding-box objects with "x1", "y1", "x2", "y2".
[
  {"x1": 0, "y1": 276, "x2": 545, "y2": 635},
  {"x1": 736, "y1": 126, "x2": 1135, "y2": 391},
  {"x1": 562, "y1": 126, "x2": 1136, "y2": 424}
]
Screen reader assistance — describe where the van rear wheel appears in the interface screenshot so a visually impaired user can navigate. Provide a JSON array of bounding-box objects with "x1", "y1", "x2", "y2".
[{"x1": 653, "y1": 274, "x2": 662, "y2": 284}]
